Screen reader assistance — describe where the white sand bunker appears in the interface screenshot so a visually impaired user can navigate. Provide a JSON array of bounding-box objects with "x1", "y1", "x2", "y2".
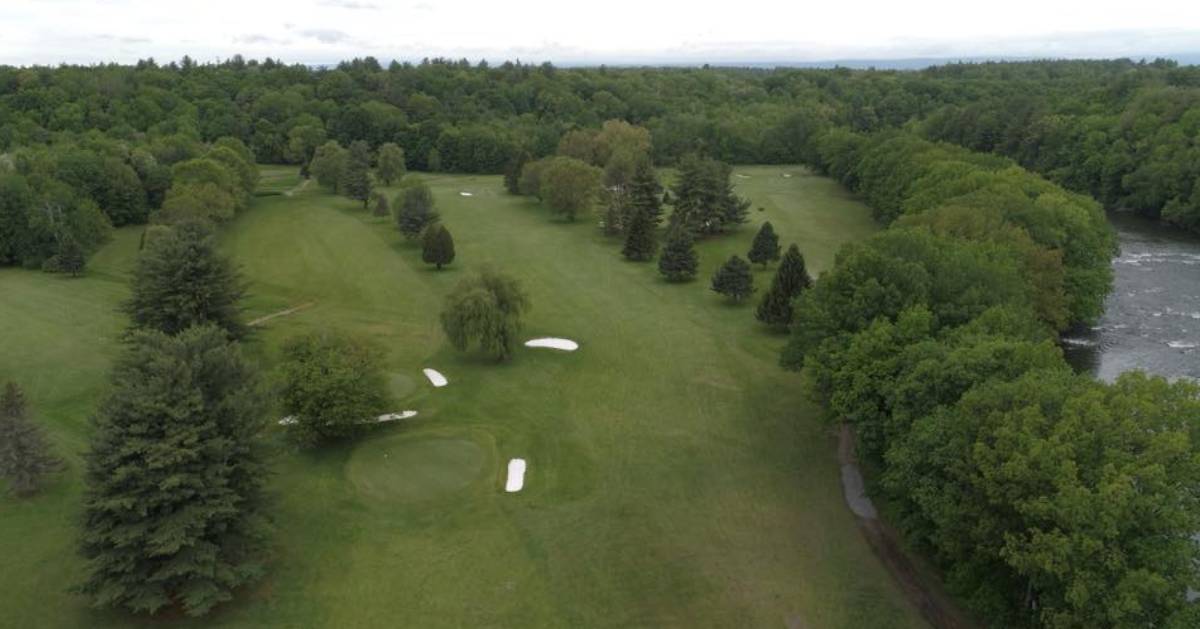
[
  {"x1": 782, "y1": 173, "x2": 792, "y2": 178},
  {"x1": 278, "y1": 410, "x2": 417, "y2": 426},
  {"x1": 459, "y1": 191, "x2": 474, "y2": 197},
  {"x1": 505, "y1": 458, "x2": 527, "y2": 492},
  {"x1": 735, "y1": 174, "x2": 750, "y2": 179},
  {"x1": 524, "y1": 337, "x2": 579, "y2": 351},
  {"x1": 423, "y1": 368, "x2": 448, "y2": 387}
]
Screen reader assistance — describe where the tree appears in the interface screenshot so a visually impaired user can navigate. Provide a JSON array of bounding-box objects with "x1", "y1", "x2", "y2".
[
  {"x1": 371, "y1": 191, "x2": 390, "y2": 218},
  {"x1": 747, "y1": 221, "x2": 781, "y2": 267},
  {"x1": 622, "y1": 203, "x2": 658, "y2": 261},
  {"x1": 375, "y1": 142, "x2": 406, "y2": 185},
  {"x1": 627, "y1": 159, "x2": 663, "y2": 228},
  {"x1": 539, "y1": 156, "x2": 603, "y2": 221},
  {"x1": 669, "y1": 154, "x2": 750, "y2": 236},
  {"x1": 124, "y1": 220, "x2": 246, "y2": 339},
  {"x1": 658, "y1": 227, "x2": 699, "y2": 282},
  {"x1": 440, "y1": 268, "x2": 530, "y2": 361},
  {"x1": 395, "y1": 180, "x2": 439, "y2": 238},
  {"x1": 0, "y1": 381, "x2": 61, "y2": 497},
  {"x1": 78, "y1": 325, "x2": 268, "y2": 616},
  {"x1": 422, "y1": 223, "x2": 456, "y2": 269},
  {"x1": 755, "y1": 282, "x2": 794, "y2": 329},
  {"x1": 309, "y1": 140, "x2": 347, "y2": 190},
  {"x1": 55, "y1": 235, "x2": 86, "y2": 276},
  {"x1": 711, "y1": 255, "x2": 754, "y2": 301},
  {"x1": 756, "y1": 244, "x2": 811, "y2": 329},
  {"x1": 339, "y1": 140, "x2": 372, "y2": 208},
  {"x1": 278, "y1": 331, "x2": 391, "y2": 445},
  {"x1": 426, "y1": 147, "x2": 442, "y2": 172},
  {"x1": 504, "y1": 150, "x2": 531, "y2": 195}
]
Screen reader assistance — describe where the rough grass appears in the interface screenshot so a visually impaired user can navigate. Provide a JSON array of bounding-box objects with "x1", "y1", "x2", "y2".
[{"x1": 0, "y1": 165, "x2": 925, "y2": 628}]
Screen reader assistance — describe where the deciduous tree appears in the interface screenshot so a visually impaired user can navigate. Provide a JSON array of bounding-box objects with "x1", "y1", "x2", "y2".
[
  {"x1": 441, "y1": 269, "x2": 530, "y2": 361},
  {"x1": 422, "y1": 223, "x2": 456, "y2": 269}
]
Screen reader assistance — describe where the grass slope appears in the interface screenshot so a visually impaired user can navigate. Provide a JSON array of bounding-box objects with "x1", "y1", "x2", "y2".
[{"x1": 0, "y1": 165, "x2": 925, "y2": 628}]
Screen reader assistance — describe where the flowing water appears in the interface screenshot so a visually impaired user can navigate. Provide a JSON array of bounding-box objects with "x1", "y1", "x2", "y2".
[{"x1": 1061, "y1": 211, "x2": 1200, "y2": 381}]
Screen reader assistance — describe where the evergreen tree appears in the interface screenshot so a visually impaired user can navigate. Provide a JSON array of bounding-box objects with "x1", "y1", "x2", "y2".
[
  {"x1": 371, "y1": 192, "x2": 390, "y2": 218},
  {"x1": 504, "y1": 151, "x2": 530, "y2": 195},
  {"x1": 755, "y1": 281, "x2": 795, "y2": 330},
  {"x1": 774, "y1": 244, "x2": 812, "y2": 295},
  {"x1": 375, "y1": 142, "x2": 406, "y2": 186},
  {"x1": 56, "y1": 235, "x2": 86, "y2": 276},
  {"x1": 711, "y1": 255, "x2": 754, "y2": 301},
  {"x1": 669, "y1": 154, "x2": 749, "y2": 236},
  {"x1": 422, "y1": 223, "x2": 456, "y2": 270},
  {"x1": 622, "y1": 204, "x2": 658, "y2": 261},
  {"x1": 78, "y1": 325, "x2": 268, "y2": 616},
  {"x1": 657, "y1": 227, "x2": 699, "y2": 282},
  {"x1": 747, "y1": 221, "x2": 781, "y2": 267},
  {"x1": 0, "y1": 381, "x2": 61, "y2": 497},
  {"x1": 394, "y1": 180, "x2": 439, "y2": 239},
  {"x1": 124, "y1": 220, "x2": 246, "y2": 339},
  {"x1": 339, "y1": 140, "x2": 372, "y2": 208},
  {"x1": 627, "y1": 159, "x2": 663, "y2": 228}
]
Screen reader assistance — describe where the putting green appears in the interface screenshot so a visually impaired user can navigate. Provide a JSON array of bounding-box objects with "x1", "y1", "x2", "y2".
[{"x1": 347, "y1": 434, "x2": 487, "y2": 502}]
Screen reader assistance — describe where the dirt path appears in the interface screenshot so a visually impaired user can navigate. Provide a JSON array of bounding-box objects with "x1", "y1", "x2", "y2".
[
  {"x1": 248, "y1": 301, "x2": 316, "y2": 327},
  {"x1": 837, "y1": 424, "x2": 978, "y2": 629}
]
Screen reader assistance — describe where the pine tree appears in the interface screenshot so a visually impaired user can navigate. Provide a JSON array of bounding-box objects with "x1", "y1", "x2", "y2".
[
  {"x1": 395, "y1": 181, "x2": 439, "y2": 239},
  {"x1": 0, "y1": 381, "x2": 61, "y2": 497},
  {"x1": 747, "y1": 221, "x2": 781, "y2": 267},
  {"x1": 658, "y1": 228, "x2": 699, "y2": 282},
  {"x1": 339, "y1": 140, "x2": 372, "y2": 208},
  {"x1": 627, "y1": 159, "x2": 663, "y2": 228},
  {"x1": 622, "y1": 204, "x2": 658, "y2": 261},
  {"x1": 422, "y1": 223, "x2": 456, "y2": 270},
  {"x1": 78, "y1": 325, "x2": 268, "y2": 617},
  {"x1": 57, "y1": 236, "x2": 86, "y2": 276},
  {"x1": 711, "y1": 255, "x2": 754, "y2": 301},
  {"x1": 124, "y1": 220, "x2": 246, "y2": 339},
  {"x1": 755, "y1": 244, "x2": 811, "y2": 329},
  {"x1": 371, "y1": 192, "x2": 390, "y2": 218}
]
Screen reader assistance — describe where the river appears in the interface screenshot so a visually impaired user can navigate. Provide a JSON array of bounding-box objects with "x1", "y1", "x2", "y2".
[{"x1": 1061, "y1": 210, "x2": 1200, "y2": 382}]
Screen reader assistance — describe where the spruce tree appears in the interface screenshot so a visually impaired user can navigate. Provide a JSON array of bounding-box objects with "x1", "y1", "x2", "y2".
[
  {"x1": 78, "y1": 325, "x2": 268, "y2": 617},
  {"x1": 339, "y1": 140, "x2": 372, "y2": 208},
  {"x1": 395, "y1": 181, "x2": 439, "y2": 239},
  {"x1": 775, "y1": 244, "x2": 812, "y2": 295},
  {"x1": 124, "y1": 220, "x2": 246, "y2": 339},
  {"x1": 0, "y1": 381, "x2": 61, "y2": 497},
  {"x1": 422, "y1": 223, "x2": 456, "y2": 270},
  {"x1": 371, "y1": 192, "x2": 390, "y2": 218},
  {"x1": 57, "y1": 236, "x2": 86, "y2": 276},
  {"x1": 755, "y1": 282, "x2": 795, "y2": 329},
  {"x1": 627, "y1": 159, "x2": 663, "y2": 228},
  {"x1": 658, "y1": 227, "x2": 699, "y2": 282},
  {"x1": 747, "y1": 221, "x2": 781, "y2": 267},
  {"x1": 622, "y1": 204, "x2": 658, "y2": 261},
  {"x1": 755, "y1": 244, "x2": 811, "y2": 329},
  {"x1": 711, "y1": 255, "x2": 754, "y2": 301}
]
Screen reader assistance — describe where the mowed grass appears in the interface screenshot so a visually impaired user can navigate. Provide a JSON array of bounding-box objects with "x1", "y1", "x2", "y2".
[{"x1": 0, "y1": 165, "x2": 926, "y2": 628}]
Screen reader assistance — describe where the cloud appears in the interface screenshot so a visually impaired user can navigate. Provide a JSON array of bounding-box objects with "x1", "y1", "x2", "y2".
[
  {"x1": 318, "y1": 0, "x2": 379, "y2": 9},
  {"x1": 299, "y1": 28, "x2": 353, "y2": 44},
  {"x1": 93, "y1": 34, "x2": 152, "y2": 45},
  {"x1": 234, "y1": 34, "x2": 289, "y2": 45}
]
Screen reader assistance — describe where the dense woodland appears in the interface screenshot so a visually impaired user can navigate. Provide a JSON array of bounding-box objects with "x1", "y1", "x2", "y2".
[{"x1": 2, "y1": 56, "x2": 1199, "y2": 628}]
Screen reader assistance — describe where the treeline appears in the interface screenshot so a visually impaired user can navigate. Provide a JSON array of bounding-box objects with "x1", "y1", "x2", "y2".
[{"x1": 783, "y1": 128, "x2": 1200, "y2": 626}]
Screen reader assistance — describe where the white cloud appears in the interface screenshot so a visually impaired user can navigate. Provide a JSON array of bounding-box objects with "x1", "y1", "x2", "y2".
[{"x1": 0, "y1": 0, "x2": 1196, "y2": 66}]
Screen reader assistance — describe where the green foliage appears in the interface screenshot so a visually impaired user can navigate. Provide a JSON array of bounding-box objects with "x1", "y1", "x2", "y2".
[
  {"x1": 278, "y1": 331, "x2": 391, "y2": 445},
  {"x1": 657, "y1": 227, "x2": 698, "y2": 282},
  {"x1": 755, "y1": 245, "x2": 811, "y2": 330},
  {"x1": 710, "y1": 255, "x2": 754, "y2": 301},
  {"x1": 669, "y1": 154, "x2": 750, "y2": 236},
  {"x1": 124, "y1": 220, "x2": 246, "y2": 339},
  {"x1": 394, "y1": 179, "x2": 439, "y2": 238},
  {"x1": 747, "y1": 221, "x2": 781, "y2": 267},
  {"x1": 421, "y1": 223, "x2": 455, "y2": 269},
  {"x1": 339, "y1": 140, "x2": 373, "y2": 208},
  {"x1": 627, "y1": 159, "x2": 663, "y2": 227},
  {"x1": 538, "y1": 156, "x2": 604, "y2": 221},
  {"x1": 0, "y1": 381, "x2": 61, "y2": 497},
  {"x1": 440, "y1": 268, "x2": 530, "y2": 361},
  {"x1": 375, "y1": 142, "x2": 406, "y2": 185},
  {"x1": 504, "y1": 150, "x2": 531, "y2": 195},
  {"x1": 309, "y1": 140, "x2": 347, "y2": 191},
  {"x1": 78, "y1": 325, "x2": 268, "y2": 617},
  {"x1": 52, "y1": 235, "x2": 86, "y2": 276},
  {"x1": 621, "y1": 201, "x2": 658, "y2": 261}
]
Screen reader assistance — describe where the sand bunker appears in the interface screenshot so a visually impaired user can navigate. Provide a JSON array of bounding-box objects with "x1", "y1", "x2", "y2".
[
  {"x1": 278, "y1": 410, "x2": 417, "y2": 426},
  {"x1": 524, "y1": 337, "x2": 579, "y2": 351},
  {"x1": 735, "y1": 174, "x2": 750, "y2": 179},
  {"x1": 459, "y1": 191, "x2": 474, "y2": 197},
  {"x1": 423, "y1": 368, "x2": 448, "y2": 387},
  {"x1": 505, "y1": 458, "x2": 526, "y2": 492},
  {"x1": 782, "y1": 173, "x2": 792, "y2": 178}
]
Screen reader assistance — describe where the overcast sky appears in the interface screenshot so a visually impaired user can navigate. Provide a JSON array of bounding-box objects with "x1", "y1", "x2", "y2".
[{"x1": 1, "y1": 0, "x2": 1198, "y2": 66}]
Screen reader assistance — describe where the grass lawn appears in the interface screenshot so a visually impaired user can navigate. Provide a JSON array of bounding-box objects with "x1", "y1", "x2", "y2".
[{"x1": 0, "y1": 165, "x2": 927, "y2": 628}]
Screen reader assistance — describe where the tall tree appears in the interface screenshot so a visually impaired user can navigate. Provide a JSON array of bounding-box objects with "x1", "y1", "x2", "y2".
[
  {"x1": 78, "y1": 325, "x2": 268, "y2": 616},
  {"x1": 621, "y1": 204, "x2": 658, "y2": 261},
  {"x1": 627, "y1": 159, "x2": 663, "y2": 228},
  {"x1": 339, "y1": 140, "x2": 372, "y2": 208},
  {"x1": 747, "y1": 221, "x2": 781, "y2": 267},
  {"x1": 54, "y1": 235, "x2": 86, "y2": 277},
  {"x1": 375, "y1": 142, "x2": 406, "y2": 186},
  {"x1": 308, "y1": 140, "x2": 347, "y2": 190},
  {"x1": 371, "y1": 191, "x2": 390, "y2": 218},
  {"x1": 755, "y1": 244, "x2": 811, "y2": 329},
  {"x1": 422, "y1": 223, "x2": 456, "y2": 270},
  {"x1": 395, "y1": 180, "x2": 439, "y2": 238},
  {"x1": 773, "y1": 244, "x2": 812, "y2": 295},
  {"x1": 441, "y1": 269, "x2": 530, "y2": 361},
  {"x1": 539, "y1": 156, "x2": 603, "y2": 221},
  {"x1": 0, "y1": 381, "x2": 61, "y2": 497},
  {"x1": 657, "y1": 227, "x2": 699, "y2": 282},
  {"x1": 124, "y1": 220, "x2": 246, "y2": 339},
  {"x1": 504, "y1": 150, "x2": 531, "y2": 195},
  {"x1": 279, "y1": 331, "x2": 391, "y2": 445},
  {"x1": 711, "y1": 255, "x2": 754, "y2": 301}
]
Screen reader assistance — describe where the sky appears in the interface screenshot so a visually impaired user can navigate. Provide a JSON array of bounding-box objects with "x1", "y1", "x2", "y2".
[{"x1": 1, "y1": 0, "x2": 1198, "y2": 66}]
